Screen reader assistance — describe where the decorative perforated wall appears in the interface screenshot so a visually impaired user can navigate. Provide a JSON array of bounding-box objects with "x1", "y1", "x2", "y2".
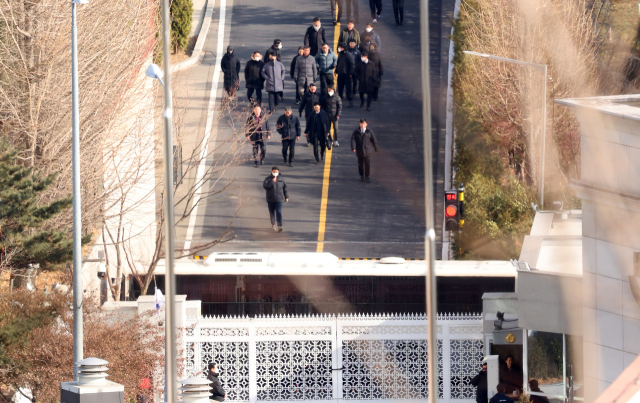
[{"x1": 449, "y1": 340, "x2": 484, "y2": 399}]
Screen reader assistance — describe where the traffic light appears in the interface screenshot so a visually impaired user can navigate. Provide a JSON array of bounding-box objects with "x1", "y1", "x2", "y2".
[{"x1": 444, "y1": 190, "x2": 459, "y2": 231}]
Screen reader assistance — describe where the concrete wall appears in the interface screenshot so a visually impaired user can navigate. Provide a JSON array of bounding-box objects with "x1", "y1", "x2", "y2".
[{"x1": 557, "y1": 95, "x2": 640, "y2": 403}]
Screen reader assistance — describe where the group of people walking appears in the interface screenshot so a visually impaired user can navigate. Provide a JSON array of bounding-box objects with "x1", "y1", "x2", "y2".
[{"x1": 219, "y1": 7, "x2": 391, "y2": 231}]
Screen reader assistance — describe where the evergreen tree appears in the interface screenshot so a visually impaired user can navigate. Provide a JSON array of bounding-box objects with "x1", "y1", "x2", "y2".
[
  {"x1": 0, "y1": 138, "x2": 84, "y2": 270},
  {"x1": 171, "y1": 0, "x2": 193, "y2": 53}
]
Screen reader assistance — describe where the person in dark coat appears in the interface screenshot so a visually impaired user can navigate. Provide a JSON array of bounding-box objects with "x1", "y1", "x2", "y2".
[
  {"x1": 367, "y1": 43, "x2": 383, "y2": 101},
  {"x1": 207, "y1": 363, "x2": 226, "y2": 402},
  {"x1": 299, "y1": 83, "x2": 323, "y2": 119},
  {"x1": 528, "y1": 380, "x2": 550, "y2": 403},
  {"x1": 261, "y1": 54, "x2": 285, "y2": 113},
  {"x1": 246, "y1": 104, "x2": 271, "y2": 167},
  {"x1": 293, "y1": 47, "x2": 318, "y2": 103},
  {"x1": 323, "y1": 86, "x2": 342, "y2": 146},
  {"x1": 305, "y1": 103, "x2": 331, "y2": 164},
  {"x1": 245, "y1": 51, "x2": 265, "y2": 105},
  {"x1": 276, "y1": 106, "x2": 301, "y2": 166},
  {"x1": 265, "y1": 39, "x2": 282, "y2": 62},
  {"x1": 489, "y1": 384, "x2": 514, "y2": 403},
  {"x1": 499, "y1": 356, "x2": 523, "y2": 395},
  {"x1": 263, "y1": 166, "x2": 289, "y2": 232},
  {"x1": 346, "y1": 39, "x2": 361, "y2": 97},
  {"x1": 470, "y1": 362, "x2": 488, "y2": 403},
  {"x1": 356, "y1": 51, "x2": 379, "y2": 111},
  {"x1": 335, "y1": 42, "x2": 355, "y2": 107},
  {"x1": 290, "y1": 47, "x2": 305, "y2": 103},
  {"x1": 221, "y1": 45, "x2": 241, "y2": 96},
  {"x1": 344, "y1": 0, "x2": 359, "y2": 22},
  {"x1": 304, "y1": 18, "x2": 327, "y2": 56},
  {"x1": 360, "y1": 24, "x2": 382, "y2": 52},
  {"x1": 393, "y1": 0, "x2": 404, "y2": 25},
  {"x1": 351, "y1": 118, "x2": 378, "y2": 182},
  {"x1": 265, "y1": 39, "x2": 284, "y2": 101}
]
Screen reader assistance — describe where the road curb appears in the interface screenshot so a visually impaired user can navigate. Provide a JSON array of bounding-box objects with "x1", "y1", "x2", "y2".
[{"x1": 171, "y1": 0, "x2": 215, "y2": 73}]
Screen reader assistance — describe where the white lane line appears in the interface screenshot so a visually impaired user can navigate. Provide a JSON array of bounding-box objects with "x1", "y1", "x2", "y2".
[{"x1": 183, "y1": 0, "x2": 227, "y2": 253}]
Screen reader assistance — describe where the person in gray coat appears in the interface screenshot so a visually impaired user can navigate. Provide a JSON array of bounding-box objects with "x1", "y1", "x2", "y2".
[
  {"x1": 315, "y1": 43, "x2": 338, "y2": 93},
  {"x1": 293, "y1": 47, "x2": 318, "y2": 103},
  {"x1": 261, "y1": 54, "x2": 286, "y2": 113}
]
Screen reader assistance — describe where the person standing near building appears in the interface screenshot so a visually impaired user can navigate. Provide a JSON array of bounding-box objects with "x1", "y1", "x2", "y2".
[
  {"x1": 245, "y1": 51, "x2": 265, "y2": 106},
  {"x1": 323, "y1": 86, "x2": 342, "y2": 146},
  {"x1": 346, "y1": 39, "x2": 361, "y2": 97},
  {"x1": 356, "y1": 51, "x2": 378, "y2": 111},
  {"x1": 263, "y1": 166, "x2": 289, "y2": 232},
  {"x1": 330, "y1": 0, "x2": 343, "y2": 25},
  {"x1": 392, "y1": 0, "x2": 404, "y2": 25},
  {"x1": 305, "y1": 103, "x2": 331, "y2": 164},
  {"x1": 315, "y1": 43, "x2": 337, "y2": 94},
  {"x1": 290, "y1": 47, "x2": 305, "y2": 104},
  {"x1": 261, "y1": 53, "x2": 285, "y2": 113},
  {"x1": 369, "y1": 0, "x2": 382, "y2": 23},
  {"x1": 221, "y1": 45, "x2": 241, "y2": 96},
  {"x1": 338, "y1": 20, "x2": 360, "y2": 46},
  {"x1": 246, "y1": 104, "x2": 270, "y2": 167},
  {"x1": 276, "y1": 106, "x2": 301, "y2": 166},
  {"x1": 470, "y1": 362, "x2": 488, "y2": 403},
  {"x1": 335, "y1": 42, "x2": 355, "y2": 108},
  {"x1": 367, "y1": 43, "x2": 383, "y2": 101},
  {"x1": 293, "y1": 47, "x2": 318, "y2": 104},
  {"x1": 351, "y1": 118, "x2": 378, "y2": 182},
  {"x1": 304, "y1": 18, "x2": 327, "y2": 56},
  {"x1": 207, "y1": 363, "x2": 226, "y2": 402}
]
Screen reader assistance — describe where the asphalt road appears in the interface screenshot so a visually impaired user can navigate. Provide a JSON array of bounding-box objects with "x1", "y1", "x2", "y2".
[{"x1": 175, "y1": 0, "x2": 456, "y2": 259}]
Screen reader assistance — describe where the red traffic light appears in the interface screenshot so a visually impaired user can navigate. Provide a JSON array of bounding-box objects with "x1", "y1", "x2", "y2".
[{"x1": 445, "y1": 205, "x2": 457, "y2": 218}]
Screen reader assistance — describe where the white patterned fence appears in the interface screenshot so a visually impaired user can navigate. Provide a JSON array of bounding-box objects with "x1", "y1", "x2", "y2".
[{"x1": 184, "y1": 314, "x2": 484, "y2": 403}]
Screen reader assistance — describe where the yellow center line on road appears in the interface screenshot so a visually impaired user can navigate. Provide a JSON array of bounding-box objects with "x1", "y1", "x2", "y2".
[{"x1": 316, "y1": 20, "x2": 341, "y2": 253}]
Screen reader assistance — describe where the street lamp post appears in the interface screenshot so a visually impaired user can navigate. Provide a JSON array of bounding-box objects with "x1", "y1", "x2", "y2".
[
  {"x1": 462, "y1": 50, "x2": 547, "y2": 208},
  {"x1": 145, "y1": 0, "x2": 178, "y2": 401},
  {"x1": 71, "y1": 0, "x2": 88, "y2": 382}
]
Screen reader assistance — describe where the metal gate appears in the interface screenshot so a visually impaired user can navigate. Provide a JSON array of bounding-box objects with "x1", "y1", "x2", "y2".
[{"x1": 184, "y1": 313, "x2": 484, "y2": 403}]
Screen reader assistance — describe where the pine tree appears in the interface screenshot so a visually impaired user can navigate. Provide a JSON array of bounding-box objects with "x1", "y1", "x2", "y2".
[
  {"x1": 171, "y1": 0, "x2": 193, "y2": 53},
  {"x1": 0, "y1": 138, "x2": 85, "y2": 271}
]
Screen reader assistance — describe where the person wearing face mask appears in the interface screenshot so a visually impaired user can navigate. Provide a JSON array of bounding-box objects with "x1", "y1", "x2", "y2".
[
  {"x1": 323, "y1": 86, "x2": 342, "y2": 146},
  {"x1": 304, "y1": 103, "x2": 331, "y2": 164},
  {"x1": 263, "y1": 166, "x2": 289, "y2": 232},
  {"x1": 360, "y1": 23, "x2": 381, "y2": 53},
  {"x1": 299, "y1": 84, "x2": 323, "y2": 148},
  {"x1": 346, "y1": 39, "x2": 361, "y2": 97},
  {"x1": 261, "y1": 54, "x2": 286, "y2": 113},
  {"x1": 293, "y1": 47, "x2": 318, "y2": 104},
  {"x1": 246, "y1": 104, "x2": 271, "y2": 167},
  {"x1": 304, "y1": 17, "x2": 327, "y2": 56},
  {"x1": 315, "y1": 43, "x2": 337, "y2": 94},
  {"x1": 335, "y1": 42, "x2": 355, "y2": 108},
  {"x1": 367, "y1": 43, "x2": 383, "y2": 101},
  {"x1": 221, "y1": 45, "x2": 241, "y2": 97},
  {"x1": 245, "y1": 51, "x2": 265, "y2": 106},
  {"x1": 356, "y1": 51, "x2": 378, "y2": 111},
  {"x1": 290, "y1": 47, "x2": 305, "y2": 104},
  {"x1": 265, "y1": 39, "x2": 283, "y2": 62},
  {"x1": 351, "y1": 118, "x2": 378, "y2": 183},
  {"x1": 338, "y1": 21, "x2": 361, "y2": 46},
  {"x1": 369, "y1": 0, "x2": 382, "y2": 23},
  {"x1": 265, "y1": 39, "x2": 285, "y2": 102},
  {"x1": 276, "y1": 106, "x2": 301, "y2": 167}
]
